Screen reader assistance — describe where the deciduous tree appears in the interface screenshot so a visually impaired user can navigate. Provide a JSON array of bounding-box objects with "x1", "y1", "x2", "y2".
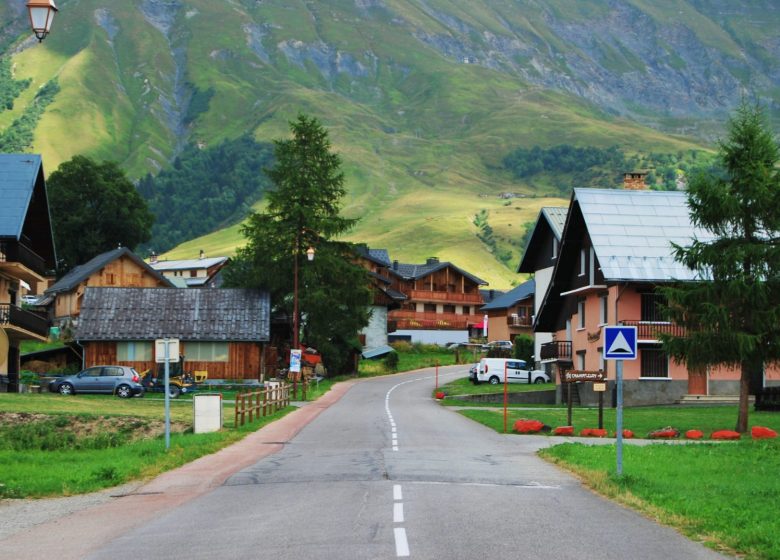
[{"x1": 48, "y1": 155, "x2": 154, "y2": 274}]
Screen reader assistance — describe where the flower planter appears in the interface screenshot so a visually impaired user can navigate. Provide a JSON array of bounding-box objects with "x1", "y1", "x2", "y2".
[
  {"x1": 751, "y1": 426, "x2": 778, "y2": 440},
  {"x1": 711, "y1": 430, "x2": 741, "y2": 440},
  {"x1": 685, "y1": 430, "x2": 704, "y2": 440},
  {"x1": 513, "y1": 419, "x2": 544, "y2": 434},
  {"x1": 435, "y1": 392, "x2": 445, "y2": 400},
  {"x1": 553, "y1": 426, "x2": 574, "y2": 436}
]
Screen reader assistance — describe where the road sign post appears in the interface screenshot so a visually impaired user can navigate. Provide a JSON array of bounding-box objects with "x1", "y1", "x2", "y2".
[
  {"x1": 603, "y1": 326, "x2": 637, "y2": 477},
  {"x1": 155, "y1": 338, "x2": 180, "y2": 451},
  {"x1": 503, "y1": 361, "x2": 509, "y2": 434}
]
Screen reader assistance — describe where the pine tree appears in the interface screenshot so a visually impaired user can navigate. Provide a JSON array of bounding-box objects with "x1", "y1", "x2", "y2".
[
  {"x1": 226, "y1": 114, "x2": 371, "y2": 375},
  {"x1": 661, "y1": 103, "x2": 780, "y2": 432}
]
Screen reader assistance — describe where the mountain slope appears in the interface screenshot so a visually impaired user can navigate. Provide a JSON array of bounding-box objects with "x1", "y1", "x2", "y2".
[{"x1": 3, "y1": 0, "x2": 778, "y2": 286}]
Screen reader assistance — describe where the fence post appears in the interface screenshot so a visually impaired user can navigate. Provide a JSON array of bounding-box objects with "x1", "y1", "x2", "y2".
[
  {"x1": 302, "y1": 377, "x2": 307, "y2": 401},
  {"x1": 263, "y1": 387, "x2": 267, "y2": 417},
  {"x1": 248, "y1": 389, "x2": 254, "y2": 423},
  {"x1": 241, "y1": 390, "x2": 246, "y2": 426},
  {"x1": 234, "y1": 391, "x2": 240, "y2": 428}
]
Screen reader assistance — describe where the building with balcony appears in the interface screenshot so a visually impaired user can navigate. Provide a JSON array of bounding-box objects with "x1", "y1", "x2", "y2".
[
  {"x1": 386, "y1": 257, "x2": 487, "y2": 345},
  {"x1": 480, "y1": 278, "x2": 535, "y2": 344},
  {"x1": 534, "y1": 187, "x2": 780, "y2": 406},
  {"x1": 355, "y1": 247, "x2": 406, "y2": 351},
  {"x1": 0, "y1": 155, "x2": 57, "y2": 392},
  {"x1": 517, "y1": 207, "x2": 566, "y2": 368},
  {"x1": 148, "y1": 251, "x2": 230, "y2": 288}
]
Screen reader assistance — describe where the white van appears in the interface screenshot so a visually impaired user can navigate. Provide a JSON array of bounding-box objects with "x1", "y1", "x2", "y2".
[{"x1": 470, "y1": 358, "x2": 550, "y2": 385}]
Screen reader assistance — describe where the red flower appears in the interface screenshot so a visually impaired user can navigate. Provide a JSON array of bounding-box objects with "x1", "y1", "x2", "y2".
[
  {"x1": 751, "y1": 426, "x2": 778, "y2": 440},
  {"x1": 685, "y1": 430, "x2": 704, "y2": 440},
  {"x1": 711, "y1": 430, "x2": 741, "y2": 440}
]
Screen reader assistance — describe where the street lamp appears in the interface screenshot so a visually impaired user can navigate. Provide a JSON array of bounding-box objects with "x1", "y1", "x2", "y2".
[
  {"x1": 291, "y1": 234, "x2": 315, "y2": 398},
  {"x1": 26, "y1": 0, "x2": 58, "y2": 42}
]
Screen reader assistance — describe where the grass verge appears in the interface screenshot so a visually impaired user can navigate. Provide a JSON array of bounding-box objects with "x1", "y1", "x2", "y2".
[
  {"x1": 435, "y1": 376, "x2": 556, "y2": 396},
  {"x1": 457, "y1": 406, "x2": 780, "y2": 436},
  {"x1": 540, "y1": 440, "x2": 780, "y2": 560}
]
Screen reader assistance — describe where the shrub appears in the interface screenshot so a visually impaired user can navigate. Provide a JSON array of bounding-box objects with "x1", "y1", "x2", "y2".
[
  {"x1": 384, "y1": 351, "x2": 399, "y2": 371},
  {"x1": 390, "y1": 341, "x2": 412, "y2": 353}
]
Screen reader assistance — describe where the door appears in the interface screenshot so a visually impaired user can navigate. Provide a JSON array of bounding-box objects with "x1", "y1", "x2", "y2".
[
  {"x1": 74, "y1": 367, "x2": 103, "y2": 392},
  {"x1": 506, "y1": 361, "x2": 532, "y2": 383},
  {"x1": 687, "y1": 366, "x2": 708, "y2": 395},
  {"x1": 100, "y1": 366, "x2": 125, "y2": 392}
]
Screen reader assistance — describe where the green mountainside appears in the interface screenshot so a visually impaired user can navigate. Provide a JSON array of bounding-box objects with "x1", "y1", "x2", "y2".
[{"x1": 2, "y1": 0, "x2": 779, "y2": 287}]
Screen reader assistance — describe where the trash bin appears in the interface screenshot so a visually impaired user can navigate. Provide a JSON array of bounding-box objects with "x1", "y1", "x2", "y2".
[{"x1": 193, "y1": 394, "x2": 223, "y2": 433}]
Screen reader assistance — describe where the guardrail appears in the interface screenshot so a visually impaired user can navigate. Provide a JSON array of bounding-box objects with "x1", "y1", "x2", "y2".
[
  {"x1": 619, "y1": 320, "x2": 685, "y2": 339},
  {"x1": 0, "y1": 240, "x2": 47, "y2": 276}
]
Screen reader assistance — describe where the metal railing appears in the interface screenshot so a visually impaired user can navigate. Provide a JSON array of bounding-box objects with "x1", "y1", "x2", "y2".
[
  {"x1": 619, "y1": 320, "x2": 685, "y2": 340},
  {"x1": 0, "y1": 240, "x2": 47, "y2": 276},
  {"x1": 0, "y1": 303, "x2": 49, "y2": 338},
  {"x1": 540, "y1": 340, "x2": 572, "y2": 361}
]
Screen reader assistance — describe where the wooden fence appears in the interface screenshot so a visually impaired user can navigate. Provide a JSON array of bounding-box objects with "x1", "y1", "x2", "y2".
[{"x1": 234, "y1": 382, "x2": 291, "y2": 427}]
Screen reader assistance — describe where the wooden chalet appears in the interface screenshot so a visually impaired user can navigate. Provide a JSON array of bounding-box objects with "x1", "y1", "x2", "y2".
[
  {"x1": 0, "y1": 155, "x2": 57, "y2": 392},
  {"x1": 76, "y1": 287, "x2": 271, "y2": 380},
  {"x1": 149, "y1": 250, "x2": 230, "y2": 288}
]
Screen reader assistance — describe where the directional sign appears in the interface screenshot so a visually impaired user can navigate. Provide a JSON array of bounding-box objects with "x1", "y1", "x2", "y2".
[{"x1": 604, "y1": 326, "x2": 637, "y2": 360}]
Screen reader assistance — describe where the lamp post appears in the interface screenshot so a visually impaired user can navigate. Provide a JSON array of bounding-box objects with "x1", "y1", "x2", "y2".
[
  {"x1": 291, "y1": 231, "x2": 315, "y2": 397},
  {"x1": 26, "y1": 0, "x2": 58, "y2": 42}
]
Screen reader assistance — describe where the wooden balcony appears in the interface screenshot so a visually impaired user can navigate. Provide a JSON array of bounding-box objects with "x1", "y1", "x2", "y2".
[
  {"x1": 0, "y1": 303, "x2": 49, "y2": 340},
  {"x1": 389, "y1": 310, "x2": 480, "y2": 322},
  {"x1": 393, "y1": 318, "x2": 471, "y2": 330},
  {"x1": 540, "y1": 341, "x2": 572, "y2": 362},
  {"x1": 406, "y1": 289, "x2": 483, "y2": 304},
  {"x1": 507, "y1": 315, "x2": 532, "y2": 327},
  {"x1": 620, "y1": 320, "x2": 685, "y2": 340},
  {"x1": 0, "y1": 240, "x2": 48, "y2": 283}
]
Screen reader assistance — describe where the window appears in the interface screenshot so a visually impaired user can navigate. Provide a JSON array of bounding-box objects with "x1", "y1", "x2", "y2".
[
  {"x1": 599, "y1": 293, "x2": 608, "y2": 325},
  {"x1": 579, "y1": 249, "x2": 586, "y2": 276},
  {"x1": 462, "y1": 306, "x2": 471, "y2": 315},
  {"x1": 641, "y1": 293, "x2": 667, "y2": 322},
  {"x1": 640, "y1": 346, "x2": 668, "y2": 378},
  {"x1": 577, "y1": 298, "x2": 585, "y2": 329},
  {"x1": 443, "y1": 304, "x2": 456, "y2": 313},
  {"x1": 117, "y1": 342, "x2": 153, "y2": 361},
  {"x1": 424, "y1": 303, "x2": 436, "y2": 313},
  {"x1": 101, "y1": 366, "x2": 123, "y2": 377},
  {"x1": 576, "y1": 350, "x2": 586, "y2": 370},
  {"x1": 186, "y1": 342, "x2": 229, "y2": 362},
  {"x1": 190, "y1": 270, "x2": 197, "y2": 277},
  {"x1": 105, "y1": 273, "x2": 116, "y2": 285}
]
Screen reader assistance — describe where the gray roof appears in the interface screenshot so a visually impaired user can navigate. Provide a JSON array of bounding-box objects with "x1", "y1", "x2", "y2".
[
  {"x1": 149, "y1": 256, "x2": 229, "y2": 272},
  {"x1": 0, "y1": 154, "x2": 43, "y2": 239},
  {"x1": 391, "y1": 260, "x2": 487, "y2": 286},
  {"x1": 575, "y1": 188, "x2": 715, "y2": 281},
  {"x1": 541, "y1": 207, "x2": 567, "y2": 240},
  {"x1": 481, "y1": 278, "x2": 535, "y2": 310},
  {"x1": 46, "y1": 248, "x2": 174, "y2": 294},
  {"x1": 76, "y1": 287, "x2": 270, "y2": 342}
]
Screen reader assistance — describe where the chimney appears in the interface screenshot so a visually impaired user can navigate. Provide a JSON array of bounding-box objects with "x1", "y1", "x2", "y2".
[
  {"x1": 426, "y1": 257, "x2": 440, "y2": 266},
  {"x1": 199, "y1": 249, "x2": 205, "y2": 260},
  {"x1": 150, "y1": 251, "x2": 157, "y2": 264},
  {"x1": 623, "y1": 172, "x2": 648, "y2": 190},
  {"x1": 393, "y1": 260, "x2": 399, "y2": 270}
]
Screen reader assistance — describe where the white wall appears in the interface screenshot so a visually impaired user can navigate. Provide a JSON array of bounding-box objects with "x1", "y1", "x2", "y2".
[
  {"x1": 392, "y1": 330, "x2": 469, "y2": 346},
  {"x1": 361, "y1": 305, "x2": 388, "y2": 349},
  {"x1": 533, "y1": 266, "x2": 555, "y2": 367}
]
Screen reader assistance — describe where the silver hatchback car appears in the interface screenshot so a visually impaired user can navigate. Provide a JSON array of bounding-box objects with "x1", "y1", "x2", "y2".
[{"x1": 48, "y1": 365, "x2": 145, "y2": 398}]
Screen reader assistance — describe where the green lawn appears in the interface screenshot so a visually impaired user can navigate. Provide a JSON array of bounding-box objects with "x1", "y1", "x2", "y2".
[
  {"x1": 436, "y1": 376, "x2": 555, "y2": 396},
  {"x1": 541, "y1": 440, "x2": 780, "y2": 560},
  {"x1": 458, "y1": 405, "x2": 780, "y2": 436},
  {"x1": 0, "y1": 393, "x2": 291, "y2": 498},
  {"x1": 359, "y1": 343, "x2": 463, "y2": 377}
]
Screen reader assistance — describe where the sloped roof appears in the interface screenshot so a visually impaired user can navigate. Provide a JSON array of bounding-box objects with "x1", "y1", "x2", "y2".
[
  {"x1": 76, "y1": 287, "x2": 270, "y2": 342},
  {"x1": 0, "y1": 154, "x2": 43, "y2": 239},
  {"x1": 391, "y1": 260, "x2": 487, "y2": 286},
  {"x1": 541, "y1": 207, "x2": 567, "y2": 239},
  {"x1": 481, "y1": 278, "x2": 535, "y2": 310},
  {"x1": 517, "y1": 206, "x2": 567, "y2": 273},
  {"x1": 355, "y1": 246, "x2": 392, "y2": 267},
  {"x1": 46, "y1": 247, "x2": 174, "y2": 294},
  {"x1": 149, "y1": 256, "x2": 229, "y2": 272},
  {"x1": 576, "y1": 188, "x2": 715, "y2": 281}
]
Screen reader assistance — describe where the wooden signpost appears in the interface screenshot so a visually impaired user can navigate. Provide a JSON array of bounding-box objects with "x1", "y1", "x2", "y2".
[{"x1": 560, "y1": 369, "x2": 606, "y2": 426}]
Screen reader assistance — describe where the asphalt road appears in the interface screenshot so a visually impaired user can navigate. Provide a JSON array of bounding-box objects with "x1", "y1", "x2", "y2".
[{"x1": 80, "y1": 365, "x2": 729, "y2": 560}]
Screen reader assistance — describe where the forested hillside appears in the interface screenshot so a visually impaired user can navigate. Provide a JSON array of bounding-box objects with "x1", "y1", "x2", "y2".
[{"x1": 1, "y1": 0, "x2": 777, "y2": 285}]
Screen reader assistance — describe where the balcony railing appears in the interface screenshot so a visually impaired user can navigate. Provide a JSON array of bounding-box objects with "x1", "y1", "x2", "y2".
[
  {"x1": 406, "y1": 289, "x2": 483, "y2": 304},
  {"x1": 0, "y1": 303, "x2": 49, "y2": 338},
  {"x1": 619, "y1": 320, "x2": 685, "y2": 340},
  {"x1": 508, "y1": 315, "x2": 532, "y2": 327},
  {"x1": 393, "y1": 318, "x2": 471, "y2": 330},
  {"x1": 389, "y1": 310, "x2": 480, "y2": 323},
  {"x1": 0, "y1": 239, "x2": 47, "y2": 277},
  {"x1": 540, "y1": 341, "x2": 572, "y2": 361}
]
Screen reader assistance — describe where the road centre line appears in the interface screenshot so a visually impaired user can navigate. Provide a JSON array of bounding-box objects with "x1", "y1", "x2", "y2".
[
  {"x1": 393, "y1": 484, "x2": 402, "y2": 500},
  {"x1": 394, "y1": 528, "x2": 410, "y2": 557},
  {"x1": 394, "y1": 502, "x2": 404, "y2": 523}
]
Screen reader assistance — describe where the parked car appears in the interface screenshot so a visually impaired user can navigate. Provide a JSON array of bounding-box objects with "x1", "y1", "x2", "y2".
[
  {"x1": 48, "y1": 365, "x2": 145, "y2": 398},
  {"x1": 481, "y1": 340, "x2": 513, "y2": 351},
  {"x1": 20, "y1": 295, "x2": 40, "y2": 306},
  {"x1": 470, "y1": 358, "x2": 550, "y2": 385}
]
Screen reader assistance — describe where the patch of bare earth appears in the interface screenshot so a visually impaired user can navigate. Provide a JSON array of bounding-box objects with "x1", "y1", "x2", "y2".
[{"x1": 0, "y1": 412, "x2": 189, "y2": 441}]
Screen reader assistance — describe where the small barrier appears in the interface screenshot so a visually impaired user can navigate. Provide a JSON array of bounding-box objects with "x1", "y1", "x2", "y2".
[{"x1": 234, "y1": 382, "x2": 291, "y2": 427}]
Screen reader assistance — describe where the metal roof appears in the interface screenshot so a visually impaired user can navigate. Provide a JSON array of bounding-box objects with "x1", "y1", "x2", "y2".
[
  {"x1": 149, "y1": 256, "x2": 229, "y2": 271},
  {"x1": 541, "y1": 207, "x2": 567, "y2": 240},
  {"x1": 575, "y1": 188, "x2": 714, "y2": 282},
  {"x1": 46, "y1": 248, "x2": 174, "y2": 294},
  {"x1": 76, "y1": 287, "x2": 270, "y2": 342},
  {"x1": 0, "y1": 154, "x2": 43, "y2": 239},
  {"x1": 481, "y1": 278, "x2": 535, "y2": 310},
  {"x1": 391, "y1": 260, "x2": 487, "y2": 286}
]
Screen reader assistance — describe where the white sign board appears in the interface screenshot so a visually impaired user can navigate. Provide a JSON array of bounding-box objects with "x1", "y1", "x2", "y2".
[
  {"x1": 193, "y1": 394, "x2": 222, "y2": 433},
  {"x1": 155, "y1": 339, "x2": 181, "y2": 363},
  {"x1": 290, "y1": 349, "x2": 302, "y2": 373}
]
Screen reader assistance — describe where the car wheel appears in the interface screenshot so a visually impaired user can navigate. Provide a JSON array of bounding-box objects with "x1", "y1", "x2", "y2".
[
  {"x1": 168, "y1": 385, "x2": 182, "y2": 399},
  {"x1": 58, "y1": 382, "x2": 74, "y2": 396},
  {"x1": 534, "y1": 377, "x2": 545, "y2": 384},
  {"x1": 116, "y1": 384, "x2": 132, "y2": 398},
  {"x1": 489, "y1": 376, "x2": 500, "y2": 385}
]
